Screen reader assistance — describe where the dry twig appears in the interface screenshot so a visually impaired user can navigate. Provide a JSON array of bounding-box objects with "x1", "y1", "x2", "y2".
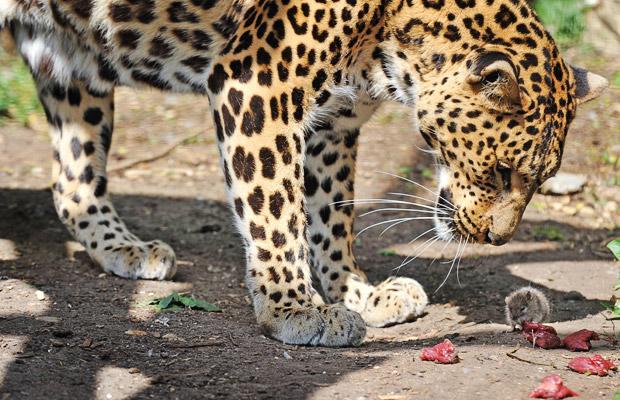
[
  {"x1": 109, "y1": 131, "x2": 204, "y2": 173},
  {"x1": 505, "y1": 345, "x2": 557, "y2": 368}
]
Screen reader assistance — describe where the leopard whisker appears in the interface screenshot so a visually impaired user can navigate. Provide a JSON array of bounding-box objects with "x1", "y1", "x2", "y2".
[
  {"x1": 421, "y1": 232, "x2": 455, "y2": 270},
  {"x1": 387, "y1": 192, "x2": 456, "y2": 212},
  {"x1": 414, "y1": 143, "x2": 440, "y2": 156},
  {"x1": 378, "y1": 218, "x2": 416, "y2": 237},
  {"x1": 439, "y1": 231, "x2": 468, "y2": 265},
  {"x1": 354, "y1": 216, "x2": 444, "y2": 240},
  {"x1": 385, "y1": 191, "x2": 440, "y2": 206},
  {"x1": 393, "y1": 225, "x2": 447, "y2": 272},
  {"x1": 358, "y1": 208, "x2": 451, "y2": 218},
  {"x1": 434, "y1": 235, "x2": 465, "y2": 293},
  {"x1": 456, "y1": 234, "x2": 470, "y2": 287},
  {"x1": 333, "y1": 198, "x2": 449, "y2": 214},
  {"x1": 392, "y1": 232, "x2": 445, "y2": 274},
  {"x1": 375, "y1": 171, "x2": 456, "y2": 209},
  {"x1": 405, "y1": 225, "x2": 439, "y2": 246}
]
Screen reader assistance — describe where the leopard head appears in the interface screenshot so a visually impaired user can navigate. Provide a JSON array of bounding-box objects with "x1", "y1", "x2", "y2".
[{"x1": 373, "y1": 0, "x2": 608, "y2": 245}]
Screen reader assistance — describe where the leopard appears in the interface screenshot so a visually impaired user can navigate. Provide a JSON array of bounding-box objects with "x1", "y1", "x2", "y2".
[{"x1": 0, "y1": 0, "x2": 607, "y2": 347}]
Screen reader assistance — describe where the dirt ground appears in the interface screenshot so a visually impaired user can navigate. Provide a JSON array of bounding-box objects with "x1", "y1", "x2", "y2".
[{"x1": 1, "y1": 34, "x2": 620, "y2": 400}]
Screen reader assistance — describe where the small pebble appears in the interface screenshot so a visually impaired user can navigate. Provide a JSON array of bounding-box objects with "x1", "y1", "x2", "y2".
[
  {"x1": 125, "y1": 329, "x2": 148, "y2": 336},
  {"x1": 35, "y1": 290, "x2": 45, "y2": 301}
]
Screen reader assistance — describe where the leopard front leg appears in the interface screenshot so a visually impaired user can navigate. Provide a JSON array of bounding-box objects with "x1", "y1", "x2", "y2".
[
  {"x1": 305, "y1": 105, "x2": 428, "y2": 327},
  {"x1": 37, "y1": 80, "x2": 176, "y2": 280},
  {"x1": 211, "y1": 87, "x2": 364, "y2": 346}
]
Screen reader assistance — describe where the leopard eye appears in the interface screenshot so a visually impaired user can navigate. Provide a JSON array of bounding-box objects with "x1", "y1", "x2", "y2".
[
  {"x1": 496, "y1": 160, "x2": 512, "y2": 190},
  {"x1": 482, "y1": 70, "x2": 503, "y2": 85}
]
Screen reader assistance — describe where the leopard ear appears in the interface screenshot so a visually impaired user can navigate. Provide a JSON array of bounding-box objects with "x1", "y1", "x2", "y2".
[
  {"x1": 571, "y1": 66, "x2": 608, "y2": 104},
  {"x1": 467, "y1": 52, "x2": 523, "y2": 112}
]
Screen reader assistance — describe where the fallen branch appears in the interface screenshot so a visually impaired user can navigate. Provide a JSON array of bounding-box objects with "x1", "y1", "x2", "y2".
[
  {"x1": 506, "y1": 345, "x2": 557, "y2": 368},
  {"x1": 109, "y1": 131, "x2": 205, "y2": 173}
]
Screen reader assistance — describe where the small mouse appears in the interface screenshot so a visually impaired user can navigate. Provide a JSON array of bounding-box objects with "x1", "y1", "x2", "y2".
[{"x1": 505, "y1": 287, "x2": 551, "y2": 331}]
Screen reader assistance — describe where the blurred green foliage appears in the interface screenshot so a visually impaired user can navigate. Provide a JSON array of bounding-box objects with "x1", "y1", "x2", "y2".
[
  {"x1": 534, "y1": 0, "x2": 586, "y2": 48},
  {"x1": 612, "y1": 71, "x2": 620, "y2": 88},
  {"x1": 0, "y1": 49, "x2": 41, "y2": 124},
  {"x1": 532, "y1": 225, "x2": 565, "y2": 241}
]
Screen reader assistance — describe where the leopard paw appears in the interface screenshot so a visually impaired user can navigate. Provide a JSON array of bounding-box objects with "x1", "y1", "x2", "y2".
[
  {"x1": 99, "y1": 240, "x2": 177, "y2": 280},
  {"x1": 360, "y1": 277, "x2": 428, "y2": 327},
  {"x1": 259, "y1": 303, "x2": 366, "y2": 347}
]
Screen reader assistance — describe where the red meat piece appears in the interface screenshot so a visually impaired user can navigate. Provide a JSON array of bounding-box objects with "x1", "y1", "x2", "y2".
[
  {"x1": 562, "y1": 329, "x2": 600, "y2": 352},
  {"x1": 522, "y1": 322, "x2": 562, "y2": 349},
  {"x1": 568, "y1": 355, "x2": 617, "y2": 377},
  {"x1": 420, "y1": 339, "x2": 459, "y2": 364},
  {"x1": 529, "y1": 374, "x2": 578, "y2": 399},
  {"x1": 522, "y1": 321, "x2": 558, "y2": 335}
]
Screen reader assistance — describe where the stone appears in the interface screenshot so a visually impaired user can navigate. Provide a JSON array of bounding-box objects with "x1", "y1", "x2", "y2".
[{"x1": 540, "y1": 172, "x2": 588, "y2": 195}]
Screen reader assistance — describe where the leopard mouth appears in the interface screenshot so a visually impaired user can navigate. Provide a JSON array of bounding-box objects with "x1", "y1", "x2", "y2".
[
  {"x1": 433, "y1": 204, "x2": 484, "y2": 244},
  {"x1": 435, "y1": 215, "x2": 468, "y2": 241}
]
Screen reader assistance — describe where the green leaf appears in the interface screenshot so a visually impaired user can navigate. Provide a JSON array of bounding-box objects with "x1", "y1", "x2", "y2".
[
  {"x1": 397, "y1": 166, "x2": 413, "y2": 176},
  {"x1": 379, "y1": 249, "x2": 397, "y2": 257},
  {"x1": 158, "y1": 293, "x2": 178, "y2": 309},
  {"x1": 613, "y1": 392, "x2": 620, "y2": 400},
  {"x1": 149, "y1": 292, "x2": 221, "y2": 313},
  {"x1": 607, "y1": 238, "x2": 620, "y2": 261},
  {"x1": 421, "y1": 168, "x2": 433, "y2": 179},
  {"x1": 189, "y1": 298, "x2": 221, "y2": 312},
  {"x1": 601, "y1": 298, "x2": 620, "y2": 316}
]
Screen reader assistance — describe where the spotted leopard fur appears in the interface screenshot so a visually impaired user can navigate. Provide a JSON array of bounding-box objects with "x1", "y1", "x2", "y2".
[{"x1": 0, "y1": 0, "x2": 606, "y2": 347}]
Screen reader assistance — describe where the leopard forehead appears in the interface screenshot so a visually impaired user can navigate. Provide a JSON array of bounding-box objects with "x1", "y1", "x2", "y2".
[{"x1": 384, "y1": 1, "x2": 576, "y2": 186}]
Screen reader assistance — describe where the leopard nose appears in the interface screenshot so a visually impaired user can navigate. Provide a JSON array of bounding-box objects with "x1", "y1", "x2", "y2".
[{"x1": 485, "y1": 231, "x2": 508, "y2": 246}]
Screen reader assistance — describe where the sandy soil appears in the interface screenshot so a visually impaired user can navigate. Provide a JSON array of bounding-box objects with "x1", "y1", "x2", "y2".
[{"x1": 1, "y1": 39, "x2": 620, "y2": 400}]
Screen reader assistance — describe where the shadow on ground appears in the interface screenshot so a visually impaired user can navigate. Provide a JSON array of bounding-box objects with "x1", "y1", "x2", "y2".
[{"x1": 1, "y1": 184, "x2": 618, "y2": 399}]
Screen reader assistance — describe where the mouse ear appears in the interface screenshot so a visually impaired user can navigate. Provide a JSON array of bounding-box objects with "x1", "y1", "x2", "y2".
[{"x1": 525, "y1": 291, "x2": 532, "y2": 301}]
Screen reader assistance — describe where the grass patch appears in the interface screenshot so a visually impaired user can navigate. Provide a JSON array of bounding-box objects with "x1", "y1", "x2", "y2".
[
  {"x1": 0, "y1": 50, "x2": 41, "y2": 124},
  {"x1": 612, "y1": 71, "x2": 620, "y2": 88},
  {"x1": 379, "y1": 248, "x2": 397, "y2": 257},
  {"x1": 532, "y1": 225, "x2": 565, "y2": 241},
  {"x1": 420, "y1": 167, "x2": 433, "y2": 179},
  {"x1": 534, "y1": 0, "x2": 586, "y2": 48}
]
